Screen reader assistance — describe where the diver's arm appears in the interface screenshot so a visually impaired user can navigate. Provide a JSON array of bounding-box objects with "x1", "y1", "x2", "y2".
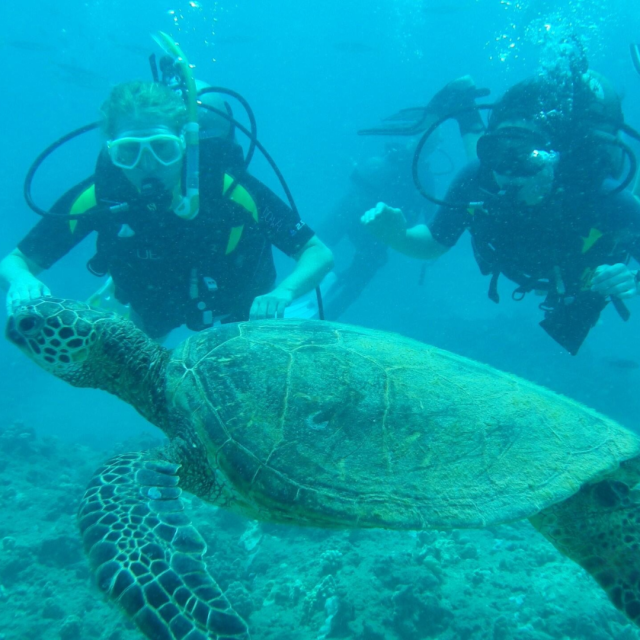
[
  {"x1": 1, "y1": 180, "x2": 97, "y2": 317},
  {"x1": 249, "y1": 236, "x2": 334, "y2": 319},
  {"x1": 281, "y1": 235, "x2": 334, "y2": 296},
  {"x1": 361, "y1": 202, "x2": 450, "y2": 261},
  {"x1": 401, "y1": 224, "x2": 451, "y2": 259},
  {"x1": 592, "y1": 195, "x2": 640, "y2": 299},
  {"x1": 0, "y1": 248, "x2": 51, "y2": 314}
]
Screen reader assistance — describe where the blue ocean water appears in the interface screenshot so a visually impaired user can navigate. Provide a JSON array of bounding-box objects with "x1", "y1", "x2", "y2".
[
  {"x1": 2, "y1": 1, "x2": 640, "y2": 638},
  {"x1": 2, "y1": 0, "x2": 640, "y2": 444}
]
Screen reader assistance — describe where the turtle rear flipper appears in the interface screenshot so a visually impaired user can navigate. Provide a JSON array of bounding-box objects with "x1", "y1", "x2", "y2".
[
  {"x1": 531, "y1": 475, "x2": 640, "y2": 627},
  {"x1": 79, "y1": 452, "x2": 249, "y2": 640}
]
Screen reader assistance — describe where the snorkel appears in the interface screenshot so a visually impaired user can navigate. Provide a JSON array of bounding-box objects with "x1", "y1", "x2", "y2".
[{"x1": 152, "y1": 31, "x2": 200, "y2": 220}]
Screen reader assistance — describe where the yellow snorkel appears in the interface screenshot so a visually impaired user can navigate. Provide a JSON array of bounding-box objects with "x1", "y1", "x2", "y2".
[{"x1": 152, "y1": 31, "x2": 200, "y2": 220}]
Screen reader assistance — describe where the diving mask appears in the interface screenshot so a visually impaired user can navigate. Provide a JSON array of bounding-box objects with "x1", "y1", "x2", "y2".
[
  {"x1": 477, "y1": 127, "x2": 557, "y2": 178},
  {"x1": 107, "y1": 133, "x2": 186, "y2": 170}
]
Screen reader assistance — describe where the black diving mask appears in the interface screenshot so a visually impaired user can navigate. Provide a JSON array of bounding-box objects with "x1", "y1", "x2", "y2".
[{"x1": 477, "y1": 128, "x2": 557, "y2": 178}]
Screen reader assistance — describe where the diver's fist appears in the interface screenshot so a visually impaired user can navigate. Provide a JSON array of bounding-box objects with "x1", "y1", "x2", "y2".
[
  {"x1": 361, "y1": 202, "x2": 407, "y2": 245},
  {"x1": 591, "y1": 264, "x2": 638, "y2": 299},
  {"x1": 250, "y1": 287, "x2": 294, "y2": 320},
  {"x1": 6, "y1": 276, "x2": 51, "y2": 316}
]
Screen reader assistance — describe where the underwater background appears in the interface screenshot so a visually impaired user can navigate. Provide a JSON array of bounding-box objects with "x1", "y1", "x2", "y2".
[{"x1": 2, "y1": 0, "x2": 640, "y2": 638}]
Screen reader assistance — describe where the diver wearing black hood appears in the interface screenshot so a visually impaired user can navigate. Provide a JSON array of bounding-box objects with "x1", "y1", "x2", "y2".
[{"x1": 363, "y1": 70, "x2": 640, "y2": 355}]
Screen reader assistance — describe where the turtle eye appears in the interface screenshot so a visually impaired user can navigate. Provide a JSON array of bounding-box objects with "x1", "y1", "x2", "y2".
[
  {"x1": 18, "y1": 316, "x2": 42, "y2": 336},
  {"x1": 19, "y1": 317, "x2": 36, "y2": 332}
]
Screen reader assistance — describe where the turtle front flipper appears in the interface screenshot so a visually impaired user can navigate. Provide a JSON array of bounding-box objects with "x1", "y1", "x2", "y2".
[
  {"x1": 530, "y1": 474, "x2": 640, "y2": 628},
  {"x1": 78, "y1": 452, "x2": 249, "y2": 640}
]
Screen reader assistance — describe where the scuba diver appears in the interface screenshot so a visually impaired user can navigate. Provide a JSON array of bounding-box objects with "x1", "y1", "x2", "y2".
[
  {"x1": 362, "y1": 66, "x2": 640, "y2": 355},
  {"x1": 0, "y1": 37, "x2": 333, "y2": 341},
  {"x1": 631, "y1": 43, "x2": 640, "y2": 201},
  {"x1": 318, "y1": 76, "x2": 487, "y2": 320}
]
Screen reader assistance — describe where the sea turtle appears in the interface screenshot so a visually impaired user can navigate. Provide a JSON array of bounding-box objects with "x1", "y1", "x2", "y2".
[{"x1": 7, "y1": 297, "x2": 640, "y2": 640}]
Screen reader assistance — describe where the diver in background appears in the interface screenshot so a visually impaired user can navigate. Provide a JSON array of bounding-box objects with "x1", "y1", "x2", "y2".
[
  {"x1": 319, "y1": 77, "x2": 486, "y2": 320},
  {"x1": 317, "y1": 137, "x2": 434, "y2": 320},
  {"x1": 0, "y1": 80, "x2": 333, "y2": 339},
  {"x1": 363, "y1": 69, "x2": 640, "y2": 355},
  {"x1": 631, "y1": 43, "x2": 640, "y2": 202}
]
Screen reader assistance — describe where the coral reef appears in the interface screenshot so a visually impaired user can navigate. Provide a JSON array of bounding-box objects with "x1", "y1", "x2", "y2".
[{"x1": 0, "y1": 422, "x2": 637, "y2": 640}]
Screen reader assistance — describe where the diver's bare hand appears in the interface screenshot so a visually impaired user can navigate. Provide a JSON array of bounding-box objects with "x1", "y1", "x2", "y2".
[
  {"x1": 6, "y1": 276, "x2": 51, "y2": 316},
  {"x1": 591, "y1": 264, "x2": 638, "y2": 299},
  {"x1": 250, "y1": 288, "x2": 294, "y2": 320},
  {"x1": 361, "y1": 202, "x2": 407, "y2": 245}
]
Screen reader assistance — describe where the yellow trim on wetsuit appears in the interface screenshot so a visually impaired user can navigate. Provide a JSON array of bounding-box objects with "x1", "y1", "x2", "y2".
[
  {"x1": 581, "y1": 228, "x2": 603, "y2": 254},
  {"x1": 580, "y1": 267, "x2": 596, "y2": 291},
  {"x1": 225, "y1": 227, "x2": 244, "y2": 255},
  {"x1": 468, "y1": 206, "x2": 604, "y2": 256},
  {"x1": 67, "y1": 177, "x2": 259, "y2": 255},
  {"x1": 222, "y1": 174, "x2": 259, "y2": 254},
  {"x1": 68, "y1": 185, "x2": 97, "y2": 233}
]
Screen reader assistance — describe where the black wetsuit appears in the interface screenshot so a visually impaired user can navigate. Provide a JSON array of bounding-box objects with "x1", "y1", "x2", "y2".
[
  {"x1": 18, "y1": 143, "x2": 314, "y2": 339},
  {"x1": 428, "y1": 161, "x2": 640, "y2": 353},
  {"x1": 319, "y1": 149, "x2": 435, "y2": 320}
]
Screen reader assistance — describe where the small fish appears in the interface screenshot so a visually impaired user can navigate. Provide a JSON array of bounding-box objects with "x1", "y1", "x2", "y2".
[
  {"x1": 53, "y1": 62, "x2": 106, "y2": 80},
  {"x1": 5, "y1": 40, "x2": 55, "y2": 52},
  {"x1": 603, "y1": 357, "x2": 639, "y2": 370},
  {"x1": 51, "y1": 62, "x2": 110, "y2": 91}
]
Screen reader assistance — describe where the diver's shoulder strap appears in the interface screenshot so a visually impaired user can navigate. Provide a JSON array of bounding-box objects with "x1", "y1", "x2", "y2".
[
  {"x1": 68, "y1": 183, "x2": 98, "y2": 233},
  {"x1": 220, "y1": 173, "x2": 259, "y2": 255},
  {"x1": 222, "y1": 174, "x2": 258, "y2": 222}
]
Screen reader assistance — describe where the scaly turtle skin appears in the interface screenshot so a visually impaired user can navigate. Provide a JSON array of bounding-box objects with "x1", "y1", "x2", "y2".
[{"x1": 7, "y1": 297, "x2": 640, "y2": 638}]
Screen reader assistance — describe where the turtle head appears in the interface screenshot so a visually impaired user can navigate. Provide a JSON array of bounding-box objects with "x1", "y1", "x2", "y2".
[
  {"x1": 7, "y1": 297, "x2": 169, "y2": 426},
  {"x1": 6, "y1": 297, "x2": 110, "y2": 385}
]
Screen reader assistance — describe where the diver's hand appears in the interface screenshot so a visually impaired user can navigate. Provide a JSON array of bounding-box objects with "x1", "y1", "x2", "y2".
[
  {"x1": 250, "y1": 287, "x2": 294, "y2": 320},
  {"x1": 6, "y1": 276, "x2": 51, "y2": 316},
  {"x1": 591, "y1": 264, "x2": 638, "y2": 299},
  {"x1": 361, "y1": 202, "x2": 407, "y2": 245}
]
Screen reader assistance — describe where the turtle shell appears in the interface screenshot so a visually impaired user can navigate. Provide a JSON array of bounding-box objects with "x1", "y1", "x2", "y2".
[{"x1": 166, "y1": 320, "x2": 640, "y2": 529}]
